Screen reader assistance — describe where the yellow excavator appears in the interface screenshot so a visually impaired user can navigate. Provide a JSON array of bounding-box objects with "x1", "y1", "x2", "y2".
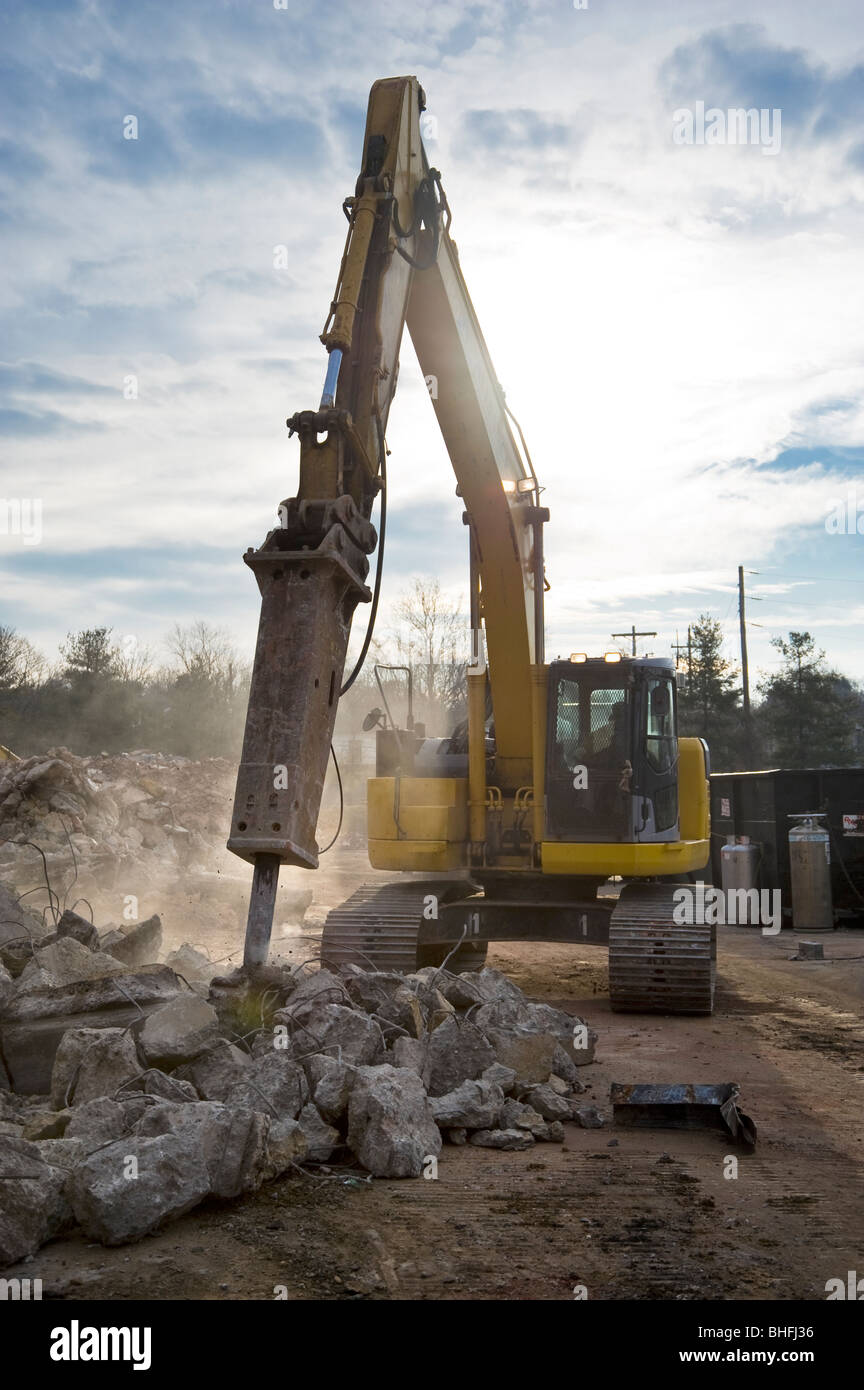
[{"x1": 227, "y1": 76, "x2": 715, "y2": 1013}]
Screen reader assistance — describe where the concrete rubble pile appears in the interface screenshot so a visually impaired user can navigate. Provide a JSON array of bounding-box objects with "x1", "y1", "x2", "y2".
[
  {"x1": 0, "y1": 888, "x2": 599, "y2": 1267},
  {"x1": 0, "y1": 747, "x2": 235, "y2": 889}
]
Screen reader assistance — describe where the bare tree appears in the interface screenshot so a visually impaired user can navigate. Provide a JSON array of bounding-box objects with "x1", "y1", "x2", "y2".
[
  {"x1": 393, "y1": 578, "x2": 465, "y2": 701},
  {"x1": 114, "y1": 640, "x2": 155, "y2": 684},
  {"x1": 0, "y1": 625, "x2": 45, "y2": 689},
  {"x1": 167, "y1": 620, "x2": 241, "y2": 691}
]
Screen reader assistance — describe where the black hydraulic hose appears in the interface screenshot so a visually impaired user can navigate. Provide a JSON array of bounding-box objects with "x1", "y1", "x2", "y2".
[
  {"x1": 321, "y1": 419, "x2": 387, "y2": 855},
  {"x1": 318, "y1": 743, "x2": 344, "y2": 855},
  {"x1": 339, "y1": 414, "x2": 387, "y2": 696}
]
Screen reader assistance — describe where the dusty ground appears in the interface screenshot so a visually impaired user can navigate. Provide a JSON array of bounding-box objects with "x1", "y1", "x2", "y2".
[{"x1": 12, "y1": 851, "x2": 864, "y2": 1302}]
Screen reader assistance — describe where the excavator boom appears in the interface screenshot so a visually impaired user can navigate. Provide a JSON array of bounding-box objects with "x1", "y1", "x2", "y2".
[{"x1": 228, "y1": 77, "x2": 544, "y2": 966}]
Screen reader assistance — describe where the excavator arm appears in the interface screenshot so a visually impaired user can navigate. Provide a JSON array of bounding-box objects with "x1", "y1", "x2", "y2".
[{"x1": 227, "y1": 76, "x2": 546, "y2": 967}]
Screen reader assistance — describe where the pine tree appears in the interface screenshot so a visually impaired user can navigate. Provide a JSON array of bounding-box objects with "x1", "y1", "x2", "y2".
[
  {"x1": 756, "y1": 631, "x2": 856, "y2": 767},
  {"x1": 677, "y1": 615, "x2": 743, "y2": 770}
]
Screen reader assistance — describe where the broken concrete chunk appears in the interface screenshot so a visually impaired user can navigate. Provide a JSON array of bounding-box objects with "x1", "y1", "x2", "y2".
[
  {"x1": 162, "y1": 943, "x2": 218, "y2": 985},
  {"x1": 175, "y1": 1040, "x2": 251, "y2": 1101},
  {"x1": 500, "y1": 1099, "x2": 546, "y2": 1133},
  {"x1": 136, "y1": 1099, "x2": 270, "y2": 1199},
  {"x1": 99, "y1": 914, "x2": 162, "y2": 969},
  {"x1": 265, "y1": 1117, "x2": 308, "y2": 1176},
  {"x1": 281, "y1": 1001, "x2": 382, "y2": 1067},
  {"x1": 16, "y1": 937, "x2": 125, "y2": 992},
  {"x1": 307, "y1": 1055, "x2": 356, "y2": 1125},
  {"x1": 402, "y1": 973, "x2": 456, "y2": 1025},
  {"x1": 429, "y1": 989, "x2": 456, "y2": 1031},
  {"x1": 20, "y1": 1108, "x2": 70, "y2": 1141},
  {"x1": 430, "y1": 1078, "x2": 504, "y2": 1130},
  {"x1": 250, "y1": 1026, "x2": 290, "y2": 1059},
  {"x1": 475, "y1": 968, "x2": 526, "y2": 1002},
  {"x1": 0, "y1": 880, "x2": 52, "y2": 953},
  {"x1": 119, "y1": 1069, "x2": 200, "y2": 1104},
  {"x1": 521, "y1": 1084, "x2": 573, "y2": 1123},
  {"x1": 475, "y1": 995, "x2": 596, "y2": 1067},
  {"x1": 485, "y1": 1032, "x2": 558, "y2": 1085},
  {"x1": 138, "y1": 994, "x2": 220, "y2": 1069},
  {"x1": 388, "y1": 986, "x2": 426, "y2": 1039},
  {"x1": 223, "y1": 1050, "x2": 308, "y2": 1121},
  {"x1": 288, "y1": 967, "x2": 347, "y2": 1011},
  {"x1": 481, "y1": 1062, "x2": 516, "y2": 1094},
  {"x1": 550, "y1": 1045, "x2": 582, "y2": 1085},
  {"x1": 404, "y1": 966, "x2": 442, "y2": 988},
  {"x1": 50, "y1": 1027, "x2": 141, "y2": 1109},
  {"x1": 54, "y1": 908, "x2": 100, "y2": 951},
  {"x1": 573, "y1": 1104, "x2": 605, "y2": 1129},
  {"x1": 390, "y1": 1035, "x2": 429, "y2": 1083},
  {"x1": 0, "y1": 964, "x2": 183, "y2": 1095},
  {"x1": 468, "y1": 1127, "x2": 535, "y2": 1151},
  {"x1": 64, "y1": 1097, "x2": 139, "y2": 1151},
  {"x1": 533, "y1": 1121, "x2": 565, "y2": 1143},
  {"x1": 66, "y1": 1131, "x2": 211, "y2": 1245},
  {"x1": 435, "y1": 971, "x2": 488, "y2": 1010},
  {"x1": 426, "y1": 1017, "x2": 495, "y2": 1097},
  {"x1": 0, "y1": 1135, "x2": 70, "y2": 1265},
  {"x1": 343, "y1": 970, "x2": 410, "y2": 1015},
  {"x1": 35, "y1": 1136, "x2": 85, "y2": 1170},
  {"x1": 347, "y1": 1064, "x2": 441, "y2": 1178},
  {"x1": 296, "y1": 1102, "x2": 340, "y2": 1163}
]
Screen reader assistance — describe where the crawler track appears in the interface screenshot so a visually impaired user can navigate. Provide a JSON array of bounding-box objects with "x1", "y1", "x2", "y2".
[
  {"x1": 321, "y1": 880, "x2": 488, "y2": 974},
  {"x1": 608, "y1": 882, "x2": 715, "y2": 1014}
]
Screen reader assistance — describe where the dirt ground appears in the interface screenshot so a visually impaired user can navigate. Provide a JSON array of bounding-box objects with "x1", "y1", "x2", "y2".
[{"x1": 12, "y1": 851, "x2": 864, "y2": 1302}]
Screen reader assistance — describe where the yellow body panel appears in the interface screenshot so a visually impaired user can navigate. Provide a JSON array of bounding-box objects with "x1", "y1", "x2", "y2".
[
  {"x1": 367, "y1": 732, "x2": 711, "y2": 880},
  {"x1": 541, "y1": 839, "x2": 710, "y2": 876},
  {"x1": 367, "y1": 776, "x2": 468, "y2": 841},
  {"x1": 678, "y1": 736, "x2": 710, "y2": 841},
  {"x1": 368, "y1": 839, "x2": 467, "y2": 871}
]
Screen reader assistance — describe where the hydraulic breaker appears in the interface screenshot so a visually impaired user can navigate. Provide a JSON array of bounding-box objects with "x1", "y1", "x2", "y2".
[{"x1": 228, "y1": 492, "x2": 376, "y2": 967}]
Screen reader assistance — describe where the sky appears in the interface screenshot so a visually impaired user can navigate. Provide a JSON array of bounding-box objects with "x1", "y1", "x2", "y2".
[{"x1": 1, "y1": 0, "x2": 863, "y2": 695}]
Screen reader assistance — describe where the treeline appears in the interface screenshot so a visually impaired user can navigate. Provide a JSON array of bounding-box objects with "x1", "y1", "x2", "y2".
[
  {"x1": 1, "y1": 607, "x2": 861, "y2": 772},
  {"x1": 0, "y1": 622, "x2": 254, "y2": 760},
  {"x1": 676, "y1": 616, "x2": 863, "y2": 771},
  {"x1": 0, "y1": 578, "x2": 471, "y2": 763}
]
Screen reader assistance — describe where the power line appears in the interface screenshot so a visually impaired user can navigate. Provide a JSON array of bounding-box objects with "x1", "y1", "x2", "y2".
[{"x1": 759, "y1": 570, "x2": 864, "y2": 585}]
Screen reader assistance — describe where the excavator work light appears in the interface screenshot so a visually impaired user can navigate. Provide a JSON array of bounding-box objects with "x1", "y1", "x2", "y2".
[
  {"x1": 569, "y1": 652, "x2": 587, "y2": 663},
  {"x1": 604, "y1": 652, "x2": 622, "y2": 662}
]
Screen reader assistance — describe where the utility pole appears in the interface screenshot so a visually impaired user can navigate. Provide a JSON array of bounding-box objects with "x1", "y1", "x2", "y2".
[
  {"x1": 612, "y1": 625, "x2": 657, "y2": 657},
  {"x1": 738, "y1": 565, "x2": 754, "y2": 766},
  {"x1": 672, "y1": 626, "x2": 693, "y2": 689}
]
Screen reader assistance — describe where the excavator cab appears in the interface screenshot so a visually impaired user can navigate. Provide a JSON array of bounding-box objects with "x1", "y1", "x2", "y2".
[{"x1": 546, "y1": 656, "x2": 679, "y2": 845}]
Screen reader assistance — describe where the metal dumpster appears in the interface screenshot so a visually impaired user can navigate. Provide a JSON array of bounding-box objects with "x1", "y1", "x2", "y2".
[{"x1": 709, "y1": 768, "x2": 864, "y2": 921}]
